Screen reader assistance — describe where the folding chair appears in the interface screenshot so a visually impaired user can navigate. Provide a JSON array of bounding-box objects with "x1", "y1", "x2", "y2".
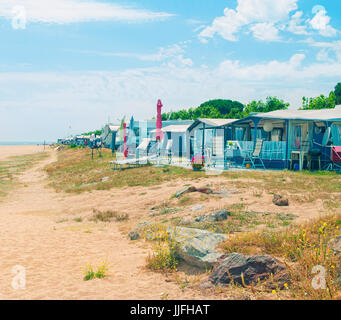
[
  {"x1": 325, "y1": 146, "x2": 341, "y2": 171},
  {"x1": 242, "y1": 138, "x2": 265, "y2": 169}
]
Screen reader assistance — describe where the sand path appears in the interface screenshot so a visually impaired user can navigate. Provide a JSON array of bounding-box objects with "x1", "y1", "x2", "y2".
[{"x1": 0, "y1": 151, "x2": 215, "y2": 300}]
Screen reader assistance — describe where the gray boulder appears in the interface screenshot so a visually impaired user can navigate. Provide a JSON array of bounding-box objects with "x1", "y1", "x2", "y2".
[
  {"x1": 129, "y1": 222, "x2": 227, "y2": 269},
  {"x1": 209, "y1": 253, "x2": 288, "y2": 288},
  {"x1": 170, "y1": 227, "x2": 227, "y2": 269},
  {"x1": 195, "y1": 210, "x2": 230, "y2": 223},
  {"x1": 206, "y1": 210, "x2": 230, "y2": 222}
]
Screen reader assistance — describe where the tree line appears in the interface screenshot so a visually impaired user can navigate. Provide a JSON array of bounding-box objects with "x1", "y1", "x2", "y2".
[{"x1": 161, "y1": 82, "x2": 341, "y2": 120}]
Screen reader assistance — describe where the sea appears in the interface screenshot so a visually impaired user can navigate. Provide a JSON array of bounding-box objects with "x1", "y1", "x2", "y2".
[{"x1": 0, "y1": 141, "x2": 52, "y2": 146}]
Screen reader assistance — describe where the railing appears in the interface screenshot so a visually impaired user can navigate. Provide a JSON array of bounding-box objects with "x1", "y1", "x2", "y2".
[{"x1": 226, "y1": 141, "x2": 287, "y2": 160}]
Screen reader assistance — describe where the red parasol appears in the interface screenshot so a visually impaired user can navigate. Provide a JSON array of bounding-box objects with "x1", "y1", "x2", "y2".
[
  {"x1": 123, "y1": 122, "x2": 128, "y2": 158},
  {"x1": 156, "y1": 99, "x2": 163, "y2": 141}
]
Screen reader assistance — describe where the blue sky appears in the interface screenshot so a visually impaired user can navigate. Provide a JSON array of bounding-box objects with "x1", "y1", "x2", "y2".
[{"x1": 0, "y1": 0, "x2": 340, "y2": 141}]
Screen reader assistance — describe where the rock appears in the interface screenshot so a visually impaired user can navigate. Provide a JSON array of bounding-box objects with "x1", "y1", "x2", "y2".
[
  {"x1": 196, "y1": 187, "x2": 213, "y2": 194},
  {"x1": 209, "y1": 253, "x2": 288, "y2": 287},
  {"x1": 206, "y1": 210, "x2": 230, "y2": 222},
  {"x1": 265, "y1": 270, "x2": 291, "y2": 290},
  {"x1": 195, "y1": 214, "x2": 206, "y2": 222},
  {"x1": 128, "y1": 230, "x2": 140, "y2": 241},
  {"x1": 101, "y1": 176, "x2": 109, "y2": 182},
  {"x1": 328, "y1": 235, "x2": 341, "y2": 255},
  {"x1": 175, "y1": 186, "x2": 214, "y2": 198},
  {"x1": 272, "y1": 194, "x2": 289, "y2": 206},
  {"x1": 128, "y1": 222, "x2": 153, "y2": 240},
  {"x1": 194, "y1": 210, "x2": 230, "y2": 223},
  {"x1": 129, "y1": 222, "x2": 227, "y2": 269},
  {"x1": 170, "y1": 227, "x2": 227, "y2": 269},
  {"x1": 175, "y1": 186, "x2": 196, "y2": 198}
]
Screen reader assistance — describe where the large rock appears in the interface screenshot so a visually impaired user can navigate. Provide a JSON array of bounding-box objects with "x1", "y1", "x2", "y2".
[
  {"x1": 209, "y1": 253, "x2": 288, "y2": 288},
  {"x1": 169, "y1": 227, "x2": 227, "y2": 269},
  {"x1": 129, "y1": 222, "x2": 227, "y2": 269}
]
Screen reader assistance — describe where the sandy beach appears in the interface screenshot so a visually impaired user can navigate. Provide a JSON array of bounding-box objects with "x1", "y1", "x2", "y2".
[
  {"x1": 0, "y1": 146, "x2": 222, "y2": 300},
  {"x1": 0, "y1": 145, "x2": 46, "y2": 161}
]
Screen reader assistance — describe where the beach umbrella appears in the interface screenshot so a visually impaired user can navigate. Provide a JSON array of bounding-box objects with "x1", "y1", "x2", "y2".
[
  {"x1": 129, "y1": 116, "x2": 134, "y2": 131},
  {"x1": 129, "y1": 116, "x2": 134, "y2": 146},
  {"x1": 156, "y1": 99, "x2": 163, "y2": 141},
  {"x1": 120, "y1": 116, "x2": 125, "y2": 143},
  {"x1": 123, "y1": 122, "x2": 128, "y2": 158}
]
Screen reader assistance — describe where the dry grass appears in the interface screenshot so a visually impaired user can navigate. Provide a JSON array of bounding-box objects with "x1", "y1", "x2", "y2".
[
  {"x1": 221, "y1": 169, "x2": 341, "y2": 210},
  {"x1": 220, "y1": 213, "x2": 341, "y2": 299},
  {"x1": 44, "y1": 148, "x2": 205, "y2": 193},
  {"x1": 90, "y1": 209, "x2": 129, "y2": 222},
  {"x1": 0, "y1": 152, "x2": 48, "y2": 201},
  {"x1": 172, "y1": 203, "x2": 297, "y2": 233}
]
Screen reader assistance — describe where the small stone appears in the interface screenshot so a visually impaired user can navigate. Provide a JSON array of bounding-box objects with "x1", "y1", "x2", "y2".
[
  {"x1": 128, "y1": 230, "x2": 139, "y2": 240},
  {"x1": 272, "y1": 194, "x2": 289, "y2": 206},
  {"x1": 101, "y1": 176, "x2": 109, "y2": 182},
  {"x1": 207, "y1": 210, "x2": 230, "y2": 222},
  {"x1": 195, "y1": 214, "x2": 206, "y2": 222}
]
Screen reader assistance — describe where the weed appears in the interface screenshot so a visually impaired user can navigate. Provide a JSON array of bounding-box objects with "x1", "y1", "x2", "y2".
[
  {"x1": 83, "y1": 258, "x2": 110, "y2": 281},
  {"x1": 90, "y1": 209, "x2": 129, "y2": 222}
]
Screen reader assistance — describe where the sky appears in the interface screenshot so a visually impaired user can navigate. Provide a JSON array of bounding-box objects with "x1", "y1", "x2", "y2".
[{"x1": 0, "y1": 0, "x2": 340, "y2": 142}]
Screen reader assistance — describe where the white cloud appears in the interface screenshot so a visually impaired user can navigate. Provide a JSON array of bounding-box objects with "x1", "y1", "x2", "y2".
[
  {"x1": 309, "y1": 9, "x2": 337, "y2": 37},
  {"x1": 1, "y1": 53, "x2": 341, "y2": 140},
  {"x1": 249, "y1": 23, "x2": 280, "y2": 41},
  {"x1": 66, "y1": 43, "x2": 194, "y2": 67},
  {"x1": 0, "y1": 0, "x2": 173, "y2": 24},
  {"x1": 199, "y1": 0, "x2": 298, "y2": 42},
  {"x1": 287, "y1": 11, "x2": 309, "y2": 35},
  {"x1": 304, "y1": 39, "x2": 341, "y2": 62}
]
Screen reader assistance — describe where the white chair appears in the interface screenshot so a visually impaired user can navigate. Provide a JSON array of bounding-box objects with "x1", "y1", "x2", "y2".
[{"x1": 242, "y1": 138, "x2": 265, "y2": 169}]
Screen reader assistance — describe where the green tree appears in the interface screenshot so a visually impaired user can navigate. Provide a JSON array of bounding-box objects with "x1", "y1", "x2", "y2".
[
  {"x1": 242, "y1": 96, "x2": 289, "y2": 117},
  {"x1": 334, "y1": 82, "x2": 341, "y2": 105},
  {"x1": 161, "y1": 99, "x2": 245, "y2": 120},
  {"x1": 301, "y1": 92, "x2": 335, "y2": 110}
]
